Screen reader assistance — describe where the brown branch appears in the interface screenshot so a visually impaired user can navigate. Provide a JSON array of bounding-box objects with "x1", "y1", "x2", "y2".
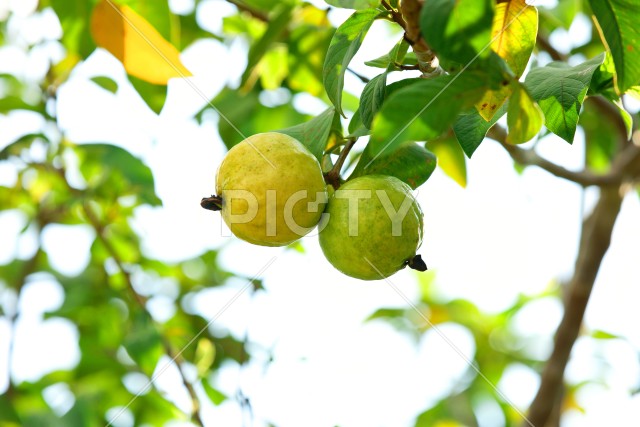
[
  {"x1": 383, "y1": 0, "x2": 441, "y2": 76},
  {"x1": 524, "y1": 185, "x2": 623, "y2": 426},
  {"x1": 488, "y1": 126, "x2": 622, "y2": 187},
  {"x1": 225, "y1": 0, "x2": 269, "y2": 22},
  {"x1": 536, "y1": 33, "x2": 567, "y2": 62}
]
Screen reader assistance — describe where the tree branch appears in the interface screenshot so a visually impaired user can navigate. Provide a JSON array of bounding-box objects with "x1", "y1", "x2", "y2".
[
  {"x1": 382, "y1": 0, "x2": 442, "y2": 76},
  {"x1": 487, "y1": 126, "x2": 622, "y2": 187},
  {"x1": 82, "y1": 202, "x2": 205, "y2": 426},
  {"x1": 225, "y1": 0, "x2": 269, "y2": 22},
  {"x1": 524, "y1": 185, "x2": 623, "y2": 426}
]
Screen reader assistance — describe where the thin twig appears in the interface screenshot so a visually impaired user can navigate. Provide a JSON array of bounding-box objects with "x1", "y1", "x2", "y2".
[
  {"x1": 324, "y1": 137, "x2": 357, "y2": 189},
  {"x1": 225, "y1": 0, "x2": 269, "y2": 22},
  {"x1": 82, "y1": 202, "x2": 205, "y2": 426},
  {"x1": 347, "y1": 67, "x2": 370, "y2": 83},
  {"x1": 488, "y1": 126, "x2": 622, "y2": 187}
]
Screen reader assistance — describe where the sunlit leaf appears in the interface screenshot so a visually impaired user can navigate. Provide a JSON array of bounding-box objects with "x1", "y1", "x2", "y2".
[
  {"x1": 525, "y1": 54, "x2": 604, "y2": 142},
  {"x1": 506, "y1": 82, "x2": 543, "y2": 144},
  {"x1": 202, "y1": 378, "x2": 227, "y2": 405},
  {"x1": 90, "y1": 76, "x2": 118, "y2": 94},
  {"x1": 475, "y1": 0, "x2": 537, "y2": 120},
  {"x1": 74, "y1": 143, "x2": 161, "y2": 206},
  {"x1": 364, "y1": 37, "x2": 412, "y2": 69},
  {"x1": 351, "y1": 142, "x2": 436, "y2": 189},
  {"x1": 589, "y1": 0, "x2": 640, "y2": 94},
  {"x1": 241, "y1": 4, "x2": 293, "y2": 90},
  {"x1": 427, "y1": 135, "x2": 467, "y2": 187},
  {"x1": 205, "y1": 87, "x2": 309, "y2": 149},
  {"x1": 51, "y1": 0, "x2": 96, "y2": 58},
  {"x1": 325, "y1": 0, "x2": 380, "y2": 9},
  {"x1": 453, "y1": 103, "x2": 507, "y2": 158},
  {"x1": 420, "y1": 0, "x2": 494, "y2": 67},
  {"x1": 124, "y1": 311, "x2": 164, "y2": 375},
  {"x1": 491, "y1": 0, "x2": 537, "y2": 78},
  {"x1": 195, "y1": 338, "x2": 216, "y2": 377},
  {"x1": 277, "y1": 107, "x2": 338, "y2": 161},
  {"x1": 359, "y1": 71, "x2": 387, "y2": 129},
  {"x1": 323, "y1": 9, "x2": 381, "y2": 116},
  {"x1": 129, "y1": 74, "x2": 168, "y2": 114},
  {"x1": 367, "y1": 73, "x2": 490, "y2": 160},
  {"x1": 90, "y1": 0, "x2": 191, "y2": 85},
  {"x1": 259, "y1": 44, "x2": 289, "y2": 90}
]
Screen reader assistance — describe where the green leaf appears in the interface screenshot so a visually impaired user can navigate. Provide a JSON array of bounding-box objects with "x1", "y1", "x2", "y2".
[
  {"x1": 240, "y1": 4, "x2": 293, "y2": 89},
  {"x1": 129, "y1": 75, "x2": 168, "y2": 114},
  {"x1": 367, "y1": 72, "x2": 491, "y2": 160},
  {"x1": 350, "y1": 142, "x2": 436, "y2": 189},
  {"x1": 324, "y1": 0, "x2": 380, "y2": 9},
  {"x1": 524, "y1": 54, "x2": 605, "y2": 142},
  {"x1": 591, "y1": 329, "x2": 621, "y2": 340},
  {"x1": 205, "y1": 87, "x2": 308, "y2": 149},
  {"x1": 453, "y1": 103, "x2": 507, "y2": 158},
  {"x1": 427, "y1": 135, "x2": 467, "y2": 187},
  {"x1": 123, "y1": 311, "x2": 164, "y2": 375},
  {"x1": 288, "y1": 23, "x2": 334, "y2": 97},
  {"x1": 0, "y1": 394, "x2": 21, "y2": 425},
  {"x1": 51, "y1": 0, "x2": 96, "y2": 58},
  {"x1": 277, "y1": 107, "x2": 338, "y2": 161},
  {"x1": 364, "y1": 37, "x2": 411, "y2": 69},
  {"x1": 323, "y1": 9, "x2": 381, "y2": 116},
  {"x1": 420, "y1": 0, "x2": 494, "y2": 67},
  {"x1": 589, "y1": 0, "x2": 640, "y2": 94},
  {"x1": 366, "y1": 307, "x2": 407, "y2": 321},
  {"x1": 507, "y1": 82, "x2": 544, "y2": 144},
  {"x1": 0, "y1": 133, "x2": 48, "y2": 160},
  {"x1": 259, "y1": 44, "x2": 288, "y2": 90},
  {"x1": 0, "y1": 96, "x2": 45, "y2": 114},
  {"x1": 202, "y1": 378, "x2": 227, "y2": 405},
  {"x1": 74, "y1": 143, "x2": 161, "y2": 206},
  {"x1": 359, "y1": 71, "x2": 387, "y2": 129},
  {"x1": 90, "y1": 76, "x2": 118, "y2": 94}
]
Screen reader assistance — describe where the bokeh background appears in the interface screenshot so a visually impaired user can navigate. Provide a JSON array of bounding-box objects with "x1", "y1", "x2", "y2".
[{"x1": 1, "y1": 0, "x2": 639, "y2": 426}]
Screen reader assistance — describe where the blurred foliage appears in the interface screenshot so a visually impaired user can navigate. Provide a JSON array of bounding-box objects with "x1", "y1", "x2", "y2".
[{"x1": 0, "y1": 0, "x2": 639, "y2": 426}]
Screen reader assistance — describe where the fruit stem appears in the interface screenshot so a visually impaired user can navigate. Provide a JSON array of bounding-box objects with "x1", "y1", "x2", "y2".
[
  {"x1": 200, "y1": 195, "x2": 223, "y2": 211},
  {"x1": 407, "y1": 254, "x2": 427, "y2": 271},
  {"x1": 324, "y1": 137, "x2": 357, "y2": 189}
]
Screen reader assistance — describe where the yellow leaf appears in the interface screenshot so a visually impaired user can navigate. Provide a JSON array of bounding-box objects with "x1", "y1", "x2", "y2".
[
  {"x1": 428, "y1": 137, "x2": 467, "y2": 188},
  {"x1": 476, "y1": 83, "x2": 512, "y2": 121},
  {"x1": 507, "y1": 82, "x2": 544, "y2": 144},
  {"x1": 476, "y1": 0, "x2": 538, "y2": 121},
  {"x1": 491, "y1": 0, "x2": 538, "y2": 78},
  {"x1": 90, "y1": 0, "x2": 191, "y2": 85}
]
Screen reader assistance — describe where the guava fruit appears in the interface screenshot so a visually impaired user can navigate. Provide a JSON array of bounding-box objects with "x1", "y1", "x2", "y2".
[
  {"x1": 210, "y1": 132, "x2": 327, "y2": 246},
  {"x1": 319, "y1": 175, "x2": 425, "y2": 280}
]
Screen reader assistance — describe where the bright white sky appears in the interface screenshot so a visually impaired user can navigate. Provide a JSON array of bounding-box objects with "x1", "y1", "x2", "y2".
[{"x1": 0, "y1": 0, "x2": 639, "y2": 426}]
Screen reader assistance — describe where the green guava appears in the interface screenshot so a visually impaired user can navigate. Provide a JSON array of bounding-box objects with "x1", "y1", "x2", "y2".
[
  {"x1": 214, "y1": 132, "x2": 327, "y2": 247},
  {"x1": 318, "y1": 175, "x2": 424, "y2": 280}
]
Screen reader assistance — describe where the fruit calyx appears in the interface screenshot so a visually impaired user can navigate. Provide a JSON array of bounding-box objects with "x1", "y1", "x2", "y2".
[
  {"x1": 406, "y1": 254, "x2": 428, "y2": 272},
  {"x1": 200, "y1": 195, "x2": 223, "y2": 211}
]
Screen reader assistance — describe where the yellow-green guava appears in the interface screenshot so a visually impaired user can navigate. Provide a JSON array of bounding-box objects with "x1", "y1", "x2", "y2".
[
  {"x1": 215, "y1": 132, "x2": 327, "y2": 246},
  {"x1": 319, "y1": 175, "x2": 424, "y2": 280}
]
